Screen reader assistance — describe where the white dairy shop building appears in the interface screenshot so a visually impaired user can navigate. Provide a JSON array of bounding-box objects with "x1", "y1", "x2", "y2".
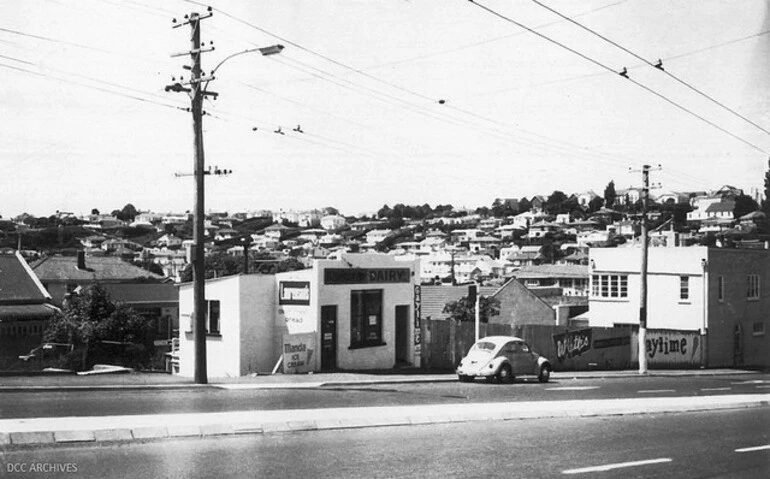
[{"x1": 176, "y1": 254, "x2": 421, "y2": 377}]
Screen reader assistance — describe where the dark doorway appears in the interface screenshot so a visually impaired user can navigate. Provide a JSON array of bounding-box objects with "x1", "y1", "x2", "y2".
[
  {"x1": 321, "y1": 305, "x2": 337, "y2": 371},
  {"x1": 395, "y1": 305, "x2": 410, "y2": 366}
]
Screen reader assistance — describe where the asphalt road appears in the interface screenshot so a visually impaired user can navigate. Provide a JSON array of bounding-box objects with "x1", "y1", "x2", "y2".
[
  {"x1": 3, "y1": 408, "x2": 768, "y2": 478},
  {"x1": 0, "y1": 374, "x2": 767, "y2": 419}
]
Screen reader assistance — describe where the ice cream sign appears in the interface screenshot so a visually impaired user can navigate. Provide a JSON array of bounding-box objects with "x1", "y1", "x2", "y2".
[{"x1": 282, "y1": 333, "x2": 315, "y2": 374}]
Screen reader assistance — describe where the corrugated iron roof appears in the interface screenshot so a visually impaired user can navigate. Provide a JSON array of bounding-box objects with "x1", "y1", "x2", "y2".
[
  {"x1": 0, "y1": 252, "x2": 50, "y2": 303},
  {"x1": 31, "y1": 255, "x2": 165, "y2": 282}
]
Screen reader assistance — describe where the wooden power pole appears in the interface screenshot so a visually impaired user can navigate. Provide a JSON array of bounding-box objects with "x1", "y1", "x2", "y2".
[{"x1": 167, "y1": 9, "x2": 216, "y2": 384}]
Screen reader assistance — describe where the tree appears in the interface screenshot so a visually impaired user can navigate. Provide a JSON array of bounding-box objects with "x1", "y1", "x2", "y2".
[
  {"x1": 179, "y1": 251, "x2": 306, "y2": 282},
  {"x1": 733, "y1": 194, "x2": 758, "y2": 219},
  {"x1": 587, "y1": 196, "x2": 604, "y2": 213},
  {"x1": 603, "y1": 180, "x2": 617, "y2": 209},
  {"x1": 43, "y1": 284, "x2": 155, "y2": 370},
  {"x1": 115, "y1": 203, "x2": 139, "y2": 222},
  {"x1": 443, "y1": 294, "x2": 500, "y2": 323},
  {"x1": 91, "y1": 208, "x2": 100, "y2": 215},
  {"x1": 544, "y1": 191, "x2": 569, "y2": 215},
  {"x1": 518, "y1": 197, "x2": 531, "y2": 213}
]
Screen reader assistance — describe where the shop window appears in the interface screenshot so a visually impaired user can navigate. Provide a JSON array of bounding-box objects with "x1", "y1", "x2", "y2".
[
  {"x1": 350, "y1": 289, "x2": 383, "y2": 348},
  {"x1": 680, "y1": 276, "x2": 690, "y2": 301},
  {"x1": 747, "y1": 274, "x2": 760, "y2": 300}
]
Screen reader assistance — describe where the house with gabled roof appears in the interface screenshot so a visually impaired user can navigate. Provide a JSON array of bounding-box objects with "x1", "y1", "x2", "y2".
[
  {"x1": 32, "y1": 252, "x2": 170, "y2": 306},
  {"x1": 0, "y1": 251, "x2": 60, "y2": 367}
]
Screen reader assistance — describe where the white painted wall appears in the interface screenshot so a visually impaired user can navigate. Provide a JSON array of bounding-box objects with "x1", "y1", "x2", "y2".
[
  {"x1": 315, "y1": 254, "x2": 419, "y2": 370},
  {"x1": 589, "y1": 246, "x2": 707, "y2": 331},
  {"x1": 239, "y1": 275, "x2": 278, "y2": 375}
]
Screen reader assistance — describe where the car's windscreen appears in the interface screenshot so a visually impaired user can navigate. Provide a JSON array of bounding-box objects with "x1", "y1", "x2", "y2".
[{"x1": 471, "y1": 341, "x2": 496, "y2": 351}]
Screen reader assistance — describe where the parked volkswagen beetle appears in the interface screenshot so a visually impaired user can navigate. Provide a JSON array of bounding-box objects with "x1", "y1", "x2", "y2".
[{"x1": 456, "y1": 336, "x2": 552, "y2": 383}]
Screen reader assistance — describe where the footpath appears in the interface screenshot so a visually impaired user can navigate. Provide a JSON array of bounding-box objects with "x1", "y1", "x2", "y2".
[{"x1": 1, "y1": 369, "x2": 767, "y2": 449}]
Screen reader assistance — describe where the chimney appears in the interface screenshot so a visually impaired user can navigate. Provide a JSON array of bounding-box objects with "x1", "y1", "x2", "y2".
[{"x1": 77, "y1": 250, "x2": 86, "y2": 270}]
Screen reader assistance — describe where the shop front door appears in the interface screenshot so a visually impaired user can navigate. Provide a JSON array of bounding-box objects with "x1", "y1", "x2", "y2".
[
  {"x1": 395, "y1": 305, "x2": 409, "y2": 365},
  {"x1": 321, "y1": 305, "x2": 337, "y2": 371}
]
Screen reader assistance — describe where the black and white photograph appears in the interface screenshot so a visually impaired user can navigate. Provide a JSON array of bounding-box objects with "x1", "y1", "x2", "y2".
[{"x1": 1, "y1": 1, "x2": 769, "y2": 477}]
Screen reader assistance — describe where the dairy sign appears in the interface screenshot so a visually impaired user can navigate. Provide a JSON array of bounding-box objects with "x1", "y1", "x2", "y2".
[
  {"x1": 282, "y1": 333, "x2": 315, "y2": 373},
  {"x1": 324, "y1": 268, "x2": 411, "y2": 285}
]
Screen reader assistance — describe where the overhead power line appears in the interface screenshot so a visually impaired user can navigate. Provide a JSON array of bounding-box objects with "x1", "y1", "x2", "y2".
[
  {"x1": 529, "y1": 0, "x2": 770, "y2": 137},
  {"x1": 467, "y1": 0, "x2": 768, "y2": 155},
  {"x1": 181, "y1": 0, "x2": 649, "y2": 171}
]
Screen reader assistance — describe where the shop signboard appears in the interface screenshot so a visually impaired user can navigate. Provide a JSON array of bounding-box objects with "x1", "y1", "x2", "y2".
[
  {"x1": 324, "y1": 268, "x2": 411, "y2": 285},
  {"x1": 282, "y1": 333, "x2": 315, "y2": 374}
]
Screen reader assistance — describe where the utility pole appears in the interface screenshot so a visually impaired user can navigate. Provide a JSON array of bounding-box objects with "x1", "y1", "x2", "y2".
[
  {"x1": 631, "y1": 164, "x2": 661, "y2": 375},
  {"x1": 167, "y1": 8, "x2": 216, "y2": 385}
]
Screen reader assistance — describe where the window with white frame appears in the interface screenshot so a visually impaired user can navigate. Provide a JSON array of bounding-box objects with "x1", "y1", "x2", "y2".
[
  {"x1": 591, "y1": 274, "x2": 628, "y2": 298},
  {"x1": 747, "y1": 274, "x2": 760, "y2": 300},
  {"x1": 752, "y1": 322, "x2": 765, "y2": 336},
  {"x1": 680, "y1": 276, "x2": 690, "y2": 301}
]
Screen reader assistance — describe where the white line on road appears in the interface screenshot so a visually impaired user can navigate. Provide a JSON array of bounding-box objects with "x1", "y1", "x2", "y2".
[
  {"x1": 546, "y1": 386, "x2": 601, "y2": 391},
  {"x1": 732, "y1": 380, "x2": 769, "y2": 385},
  {"x1": 700, "y1": 387, "x2": 731, "y2": 392},
  {"x1": 756, "y1": 385, "x2": 770, "y2": 389},
  {"x1": 638, "y1": 389, "x2": 676, "y2": 394},
  {"x1": 735, "y1": 445, "x2": 770, "y2": 453},
  {"x1": 562, "y1": 458, "x2": 672, "y2": 474}
]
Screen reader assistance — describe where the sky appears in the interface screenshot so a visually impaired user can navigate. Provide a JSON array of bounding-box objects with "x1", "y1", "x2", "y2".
[{"x1": 1, "y1": 0, "x2": 769, "y2": 218}]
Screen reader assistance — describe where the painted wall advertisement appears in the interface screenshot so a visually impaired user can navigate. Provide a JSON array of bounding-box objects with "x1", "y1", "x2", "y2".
[
  {"x1": 282, "y1": 333, "x2": 315, "y2": 374},
  {"x1": 277, "y1": 281, "x2": 315, "y2": 334},
  {"x1": 553, "y1": 329, "x2": 592, "y2": 362},
  {"x1": 632, "y1": 329, "x2": 701, "y2": 366},
  {"x1": 413, "y1": 285, "x2": 422, "y2": 353}
]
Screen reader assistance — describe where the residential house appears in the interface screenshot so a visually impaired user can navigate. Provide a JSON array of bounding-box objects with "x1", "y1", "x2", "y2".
[
  {"x1": 506, "y1": 245, "x2": 544, "y2": 268},
  {"x1": 575, "y1": 191, "x2": 599, "y2": 208},
  {"x1": 614, "y1": 187, "x2": 643, "y2": 207},
  {"x1": 320, "y1": 215, "x2": 347, "y2": 231},
  {"x1": 527, "y1": 221, "x2": 561, "y2": 241},
  {"x1": 511, "y1": 264, "x2": 590, "y2": 297},
  {"x1": 155, "y1": 234, "x2": 183, "y2": 248},
  {"x1": 32, "y1": 251, "x2": 171, "y2": 307},
  {"x1": 0, "y1": 251, "x2": 60, "y2": 368},
  {"x1": 530, "y1": 195, "x2": 547, "y2": 212},
  {"x1": 588, "y1": 246, "x2": 769, "y2": 368}
]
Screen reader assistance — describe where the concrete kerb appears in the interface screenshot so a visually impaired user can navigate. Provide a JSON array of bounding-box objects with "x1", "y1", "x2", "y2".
[
  {"x1": 1, "y1": 394, "x2": 768, "y2": 450},
  {"x1": 0, "y1": 369, "x2": 758, "y2": 392}
]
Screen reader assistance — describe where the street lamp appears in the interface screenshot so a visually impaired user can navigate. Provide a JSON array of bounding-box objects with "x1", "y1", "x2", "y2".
[{"x1": 168, "y1": 12, "x2": 284, "y2": 385}]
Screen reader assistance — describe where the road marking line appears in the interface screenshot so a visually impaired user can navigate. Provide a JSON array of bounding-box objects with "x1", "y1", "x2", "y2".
[
  {"x1": 638, "y1": 389, "x2": 676, "y2": 393},
  {"x1": 700, "y1": 387, "x2": 731, "y2": 392},
  {"x1": 732, "y1": 380, "x2": 769, "y2": 385},
  {"x1": 546, "y1": 386, "x2": 601, "y2": 391},
  {"x1": 735, "y1": 445, "x2": 770, "y2": 453},
  {"x1": 563, "y1": 458, "x2": 672, "y2": 474},
  {"x1": 756, "y1": 385, "x2": 770, "y2": 389}
]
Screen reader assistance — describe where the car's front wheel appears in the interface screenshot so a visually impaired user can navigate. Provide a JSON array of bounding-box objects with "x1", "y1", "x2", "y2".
[
  {"x1": 496, "y1": 364, "x2": 514, "y2": 384},
  {"x1": 538, "y1": 365, "x2": 552, "y2": 383},
  {"x1": 458, "y1": 374, "x2": 474, "y2": 383}
]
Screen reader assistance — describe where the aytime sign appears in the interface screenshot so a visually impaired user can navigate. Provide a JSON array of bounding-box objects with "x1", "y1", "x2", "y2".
[{"x1": 324, "y1": 268, "x2": 411, "y2": 285}]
